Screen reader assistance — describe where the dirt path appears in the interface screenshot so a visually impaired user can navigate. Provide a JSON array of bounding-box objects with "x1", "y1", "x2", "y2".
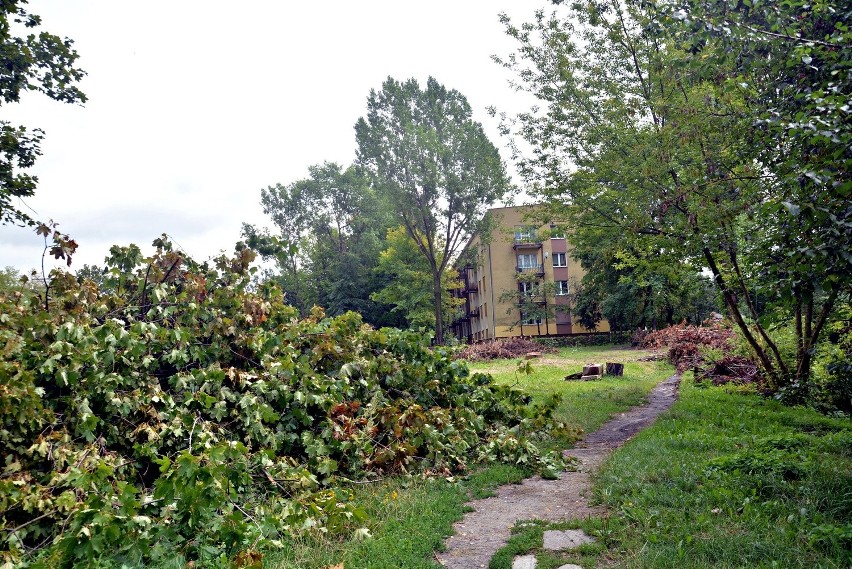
[{"x1": 435, "y1": 374, "x2": 681, "y2": 569}]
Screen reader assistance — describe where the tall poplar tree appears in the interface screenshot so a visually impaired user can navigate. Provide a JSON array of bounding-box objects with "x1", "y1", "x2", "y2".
[{"x1": 355, "y1": 76, "x2": 510, "y2": 344}]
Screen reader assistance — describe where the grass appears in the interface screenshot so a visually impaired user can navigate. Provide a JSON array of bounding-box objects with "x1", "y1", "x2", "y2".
[
  {"x1": 262, "y1": 345, "x2": 673, "y2": 569},
  {"x1": 472, "y1": 345, "x2": 672, "y2": 436},
  {"x1": 493, "y1": 377, "x2": 852, "y2": 569}
]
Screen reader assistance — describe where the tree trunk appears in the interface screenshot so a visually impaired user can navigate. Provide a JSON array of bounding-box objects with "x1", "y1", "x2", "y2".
[
  {"x1": 432, "y1": 272, "x2": 444, "y2": 345},
  {"x1": 544, "y1": 297, "x2": 550, "y2": 335},
  {"x1": 703, "y1": 247, "x2": 779, "y2": 385},
  {"x1": 796, "y1": 287, "x2": 839, "y2": 386}
]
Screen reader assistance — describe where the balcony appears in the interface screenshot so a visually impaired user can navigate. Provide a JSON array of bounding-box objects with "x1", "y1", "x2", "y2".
[
  {"x1": 512, "y1": 239, "x2": 542, "y2": 250},
  {"x1": 469, "y1": 308, "x2": 480, "y2": 318},
  {"x1": 516, "y1": 264, "x2": 545, "y2": 277},
  {"x1": 463, "y1": 283, "x2": 479, "y2": 294}
]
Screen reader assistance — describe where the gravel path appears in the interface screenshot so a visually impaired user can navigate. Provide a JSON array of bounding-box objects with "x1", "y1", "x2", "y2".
[{"x1": 435, "y1": 374, "x2": 681, "y2": 569}]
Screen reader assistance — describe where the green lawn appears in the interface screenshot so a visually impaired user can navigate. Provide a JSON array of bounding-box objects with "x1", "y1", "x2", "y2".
[
  {"x1": 471, "y1": 346, "x2": 672, "y2": 435},
  {"x1": 264, "y1": 345, "x2": 673, "y2": 569},
  {"x1": 492, "y1": 378, "x2": 852, "y2": 569}
]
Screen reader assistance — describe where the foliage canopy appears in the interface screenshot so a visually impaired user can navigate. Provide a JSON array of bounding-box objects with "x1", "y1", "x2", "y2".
[
  {"x1": 0, "y1": 1, "x2": 86, "y2": 226},
  {"x1": 497, "y1": 0, "x2": 850, "y2": 398}
]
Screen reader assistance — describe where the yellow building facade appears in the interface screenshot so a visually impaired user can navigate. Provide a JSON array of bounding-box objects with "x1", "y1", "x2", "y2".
[{"x1": 450, "y1": 205, "x2": 610, "y2": 342}]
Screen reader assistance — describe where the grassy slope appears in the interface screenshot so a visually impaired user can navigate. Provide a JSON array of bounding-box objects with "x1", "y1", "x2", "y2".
[
  {"x1": 265, "y1": 346, "x2": 672, "y2": 569},
  {"x1": 494, "y1": 378, "x2": 852, "y2": 569},
  {"x1": 595, "y1": 379, "x2": 851, "y2": 568}
]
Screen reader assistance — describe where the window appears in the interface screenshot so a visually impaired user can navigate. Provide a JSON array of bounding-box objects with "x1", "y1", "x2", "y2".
[
  {"x1": 549, "y1": 224, "x2": 566, "y2": 239},
  {"x1": 556, "y1": 280, "x2": 569, "y2": 296},
  {"x1": 552, "y1": 252, "x2": 567, "y2": 267},
  {"x1": 517, "y1": 253, "x2": 538, "y2": 269},
  {"x1": 514, "y1": 225, "x2": 537, "y2": 242},
  {"x1": 521, "y1": 312, "x2": 542, "y2": 325},
  {"x1": 518, "y1": 281, "x2": 537, "y2": 295}
]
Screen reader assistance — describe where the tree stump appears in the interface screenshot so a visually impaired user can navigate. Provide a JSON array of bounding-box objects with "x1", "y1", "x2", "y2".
[
  {"x1": 581, "y1": 363, "x2": 603, "y2": 380},
  {"x1": 606, "y1": 362, "x2": 624, "y2": 376}
]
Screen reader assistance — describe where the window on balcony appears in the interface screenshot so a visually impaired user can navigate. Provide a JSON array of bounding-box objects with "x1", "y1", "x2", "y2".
[
  {"x1": 517, "y1": 253, "x2": 538, "y2": 269},
  {"x1": 556, "y1": 280, "x2": 569, "y2": 295},
  {"x1": 552, "y1": 252, "x2": 567, "y2": 267},
  {"x1": 514, "y1": 225, "x2": 537, "y2": 242},
  {"x1": 519, "y1": 280, "x2": 537, "y2": 295}
]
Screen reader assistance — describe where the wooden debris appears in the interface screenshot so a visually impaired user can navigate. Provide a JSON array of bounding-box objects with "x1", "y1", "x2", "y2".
[{"x1": 605, "y1": 362, "x2": 624, "y2": 376}]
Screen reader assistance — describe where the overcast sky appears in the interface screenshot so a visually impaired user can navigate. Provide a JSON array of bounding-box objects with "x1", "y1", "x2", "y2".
[{"x1": 2, "y1": 2, "x2": 543, "y2": 273}]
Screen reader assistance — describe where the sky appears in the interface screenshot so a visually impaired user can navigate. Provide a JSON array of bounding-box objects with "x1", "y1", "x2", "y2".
[{"x1": 1, "y1": 2, "x2": 544, "y2": 273}]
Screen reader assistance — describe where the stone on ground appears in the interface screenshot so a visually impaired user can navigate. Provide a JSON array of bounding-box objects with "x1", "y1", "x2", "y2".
[
  {"x1": 542, "y1": 529, "x2": 595, "y2": 550},
  {"x1": 512, "y1": 554, "x2": 537, "y2": 569}
]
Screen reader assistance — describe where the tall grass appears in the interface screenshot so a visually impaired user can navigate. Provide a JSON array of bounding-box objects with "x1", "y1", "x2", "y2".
[
  {"x1": 493, "y1": 378, "x2": 852, "y2": 568},
  {"x1": 595, "y1": 379, "x2": 851, "y2": 568}
]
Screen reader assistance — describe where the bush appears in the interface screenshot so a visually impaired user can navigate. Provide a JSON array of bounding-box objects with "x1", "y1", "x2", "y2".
[
  {"x1": 534, "y1": 331, "x2": 631, "y2": 348},
  {"x1": 0, "y1": 239, "x2": 564, "y2": 568},
  {"x1": 811, "y1": 303, "x2": 852, "y2": 413}
]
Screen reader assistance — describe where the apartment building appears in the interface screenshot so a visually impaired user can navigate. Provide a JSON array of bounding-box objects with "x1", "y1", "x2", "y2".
[{"x1": 450, "y1": 205, "x2": 609, "y2": 342}]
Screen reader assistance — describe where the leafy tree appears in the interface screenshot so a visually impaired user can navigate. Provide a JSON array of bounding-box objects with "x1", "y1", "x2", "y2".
[
  {"x1": 299, "y1": 163, "x2": 393, "y2": 321},
  {"x1": 497, "y1": 1, "x2": 849, "y2": 396},
  {"x1": 355, "y1": 76, "x2": 511, "y2": 344},
  {"x1": 572, "y1": 245, "x2": 721, "y2": 331},
  {"x1": 655, "y1": 0, "x2": 852, "y2": 400},
  {"x1": 498, "y1": 277, "x2": 560, "y2": 337},
  {"x1": 371, "y1": 225, "x2": 462, "y2": 330},
  {"x1": 244, "y1": 162, "x2": 393, "y2": 320},
  {"x1": 242, "y1": 178, "x2": 315, "y2": 312},
  {"x1": 75, "y1": 263, "x2": 105, "y2": 286},
  {"x1": 0, "y1": 1, "x2": 86, "y2": 226}
]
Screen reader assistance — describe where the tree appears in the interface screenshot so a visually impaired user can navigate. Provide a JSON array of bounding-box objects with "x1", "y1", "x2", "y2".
[
  {"x1": 242, "y1": 178, "x2": 315, "y2": 312},
  {"x1": 244, "y1": 162, "x2": 396, "y2": 323},
  {"x1": 572, "y1": 243, "x2": 721, "y2": 331},
  {"x1": 371, "y1": 225, "x2": 462, "y2": 330},
  {"x1": 355, "y1": 76, "x2": 511, "y2": 344},
  {"x1": 656, "y1": 0, "x2": 852, "y2": 400},
  {"x1": 1, "y1": 1, "x2": 86, "y2": 226},
  {"x1": 498, "y1": 277, "x2": 559, "y2": 337},
  {"x1": 496, "y1": 1, "x2": 849, "y2": 396}
]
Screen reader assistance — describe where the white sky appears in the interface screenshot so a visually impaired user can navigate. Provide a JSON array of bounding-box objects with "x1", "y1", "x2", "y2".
[{"x1": 1, "y1": 2, "x2": 542, "y2": 273}]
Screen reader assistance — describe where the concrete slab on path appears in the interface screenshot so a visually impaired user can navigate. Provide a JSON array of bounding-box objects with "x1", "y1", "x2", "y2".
[{"x1": 542, "y1": 529, "x2": 595, "y2": 551}]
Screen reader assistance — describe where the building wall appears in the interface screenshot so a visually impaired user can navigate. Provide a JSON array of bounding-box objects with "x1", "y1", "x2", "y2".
[{"x1": 452, "y1": 205, "x2": 610, "y2": 342}]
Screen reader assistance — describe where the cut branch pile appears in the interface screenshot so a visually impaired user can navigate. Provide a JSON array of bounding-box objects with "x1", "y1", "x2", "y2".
[
  {"x1": 457, "y1": 337, "x2": 557, "y2": 361},
  {"x1": 640, "y1": 321, "x2": 760, "y2": 385},
  {"x1": 695, "y1": 355, "x2": 761, "y2": 385}
]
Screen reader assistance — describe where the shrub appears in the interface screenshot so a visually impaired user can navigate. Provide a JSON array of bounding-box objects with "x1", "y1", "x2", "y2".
[
  {"x1": 1, "y1": 239, "x2": 564, "y2": 568},
  {"x1": 534, "y1": 331, "x2": 631, "y2": 348}
]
